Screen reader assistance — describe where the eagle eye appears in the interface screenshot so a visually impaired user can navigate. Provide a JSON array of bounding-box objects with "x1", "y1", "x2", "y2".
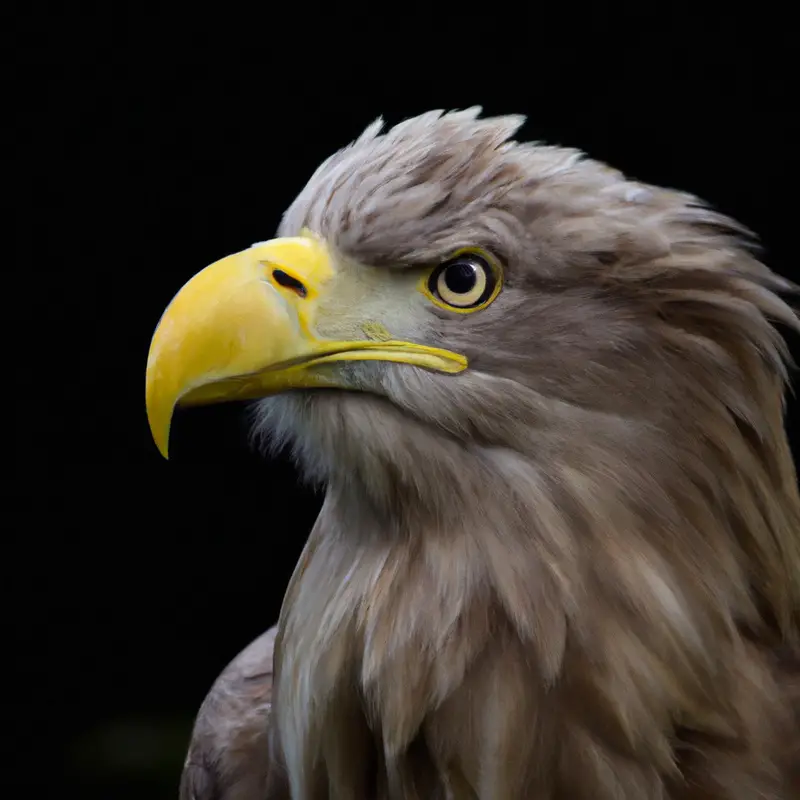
[{"x1": 423, "y1": 249, "x2": 502, "y2": 313}]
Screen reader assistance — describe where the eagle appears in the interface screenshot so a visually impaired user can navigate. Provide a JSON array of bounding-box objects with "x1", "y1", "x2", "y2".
[{"x1": 146, "y1": 109, "x2": 800, "y2": 799}]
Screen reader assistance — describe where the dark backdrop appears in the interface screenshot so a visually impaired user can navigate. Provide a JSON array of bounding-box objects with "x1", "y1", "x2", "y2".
[{"x1": 11, "y1": 8, "x2": 797, "y2": 799}]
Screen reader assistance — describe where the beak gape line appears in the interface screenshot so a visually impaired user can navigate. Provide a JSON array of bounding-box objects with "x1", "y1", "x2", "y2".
[{"x1": 145, "y1": 235, "x2": 467, "y2": 458}]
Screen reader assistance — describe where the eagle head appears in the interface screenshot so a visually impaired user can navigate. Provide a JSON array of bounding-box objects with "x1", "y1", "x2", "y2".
[{"x1": 147, "y1": 109, "x2": 800, "y2": 798}]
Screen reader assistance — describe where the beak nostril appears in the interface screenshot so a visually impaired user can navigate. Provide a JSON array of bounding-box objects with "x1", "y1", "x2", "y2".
[{"x1": 272, "y1": 269, "x2": 308, "y2": 298}]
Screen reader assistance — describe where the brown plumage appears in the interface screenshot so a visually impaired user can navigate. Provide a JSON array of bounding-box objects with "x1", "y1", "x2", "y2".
[
  {"x1": 180, "y1": 626, "x2": 278, "y2": 800},
  {"x1": 186, "y1": 109, "x2": 800, "y2": 798}
]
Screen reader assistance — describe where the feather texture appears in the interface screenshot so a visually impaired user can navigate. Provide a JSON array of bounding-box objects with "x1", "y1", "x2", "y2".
[
  {"x1": 231, "y1": 110, "x2": 800, "y2": 798},
  {"x1": 181, "y1": 627, "x2": 278, "y2": 800}
]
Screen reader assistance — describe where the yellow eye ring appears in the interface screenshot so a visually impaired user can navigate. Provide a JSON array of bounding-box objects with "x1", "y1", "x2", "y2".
[{"x1": 419, "y1": 248, "x2": 503, "y2": 313}]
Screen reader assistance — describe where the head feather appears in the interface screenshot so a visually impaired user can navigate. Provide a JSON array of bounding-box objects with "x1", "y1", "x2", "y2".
[{"x1": 254, "y1": 109, "x2": 800, "y2": 797}]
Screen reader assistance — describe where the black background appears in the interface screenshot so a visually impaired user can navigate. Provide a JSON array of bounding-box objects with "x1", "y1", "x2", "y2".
[{"x1": 11, "y1": 7, "x2": 797, "y2": 799}]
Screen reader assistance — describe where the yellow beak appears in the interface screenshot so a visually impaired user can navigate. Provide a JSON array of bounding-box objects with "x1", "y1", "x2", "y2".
[{"x1": 145, "y1": 235, "x2": 467, "y2": 458}]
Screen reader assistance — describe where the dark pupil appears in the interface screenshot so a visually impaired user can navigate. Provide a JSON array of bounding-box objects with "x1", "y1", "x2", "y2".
[{"x1": 444, "y1": 260, "x2": 478, "y2": 294}]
